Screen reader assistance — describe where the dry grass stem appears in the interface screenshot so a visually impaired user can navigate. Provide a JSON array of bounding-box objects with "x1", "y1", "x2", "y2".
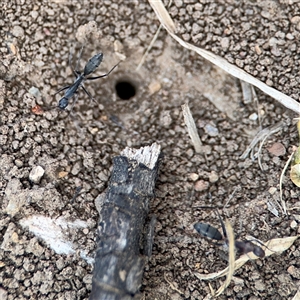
[
  {"x1": 164, "y1": 273, "x2": 184, "y2": 295},
  {"x1": 280, "y1": 151, "x2": 295, "y2": 215},
  {"x1": 214, "y1": 220, "x2": 235, "y2": 296},
  {"x1": 182, "y1": 103, "x2": 202, "y2": 153}
]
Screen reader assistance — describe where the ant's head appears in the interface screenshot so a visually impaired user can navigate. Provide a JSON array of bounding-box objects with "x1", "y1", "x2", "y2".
[
  {"x1": 58, "y1": 97, "x2": 68, "y2": 110},
  {"x1": 94, "y1": 53, "x2": 103, "y2": 62}
]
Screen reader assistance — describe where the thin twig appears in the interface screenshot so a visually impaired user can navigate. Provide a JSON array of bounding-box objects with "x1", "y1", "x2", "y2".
[
  {"x1": 164, "y1": 273, "x2": 184, "y2": 295},
  {"x1": 280, "y1": 151, "x2": 295, "y2": 215}
]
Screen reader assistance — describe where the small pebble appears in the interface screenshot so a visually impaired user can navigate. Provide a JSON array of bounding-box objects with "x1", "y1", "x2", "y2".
[
  {"x1": 209, "y1": 171, "x2": 219, "y2": 183},
  {"x1": 29, "y1": 86, "x2": 42, "y2": 98},
  {"x1": 220, "y1": 37, "x2": 229, "y2": 49},
  {"x1": 268, "y1": 187, "x2": 277, "y2": 194},
  {"x1": 267, "y1": 142, "x2": 286, "y2": 156},
  {"x1": 29, "y1": 166, "x2": 45, "y2": 183},
  {"x1": 290, "y1": 220, "x2": 297, "y2": 229},
  {"x1": 189, "y1": 173, "x2": 199, "y2": 181},
  {"x1": 0, "y1": 288, "x2": 7, "y2": 300},
  {"x1": 11, "y1": 25, "x2": 24, "y2": 37},
  {"x1": 58, "y1": 171, "x2": 69, "y2": 178},
  {"x1": 204, "y1": 124, "x2": 219, "y2": 137},
  {"x1": 287, "y1": 265, "x2": 300, "y2": 279},
  {"x1": 194, "y1": 180, "x2": 209, "y2": 191},
  {"x1": 149, "y1": 81, "x2": 161, "y2": 94},
  {"x1": 249, "y1": 113, "x2": 258, "y2": 121}
]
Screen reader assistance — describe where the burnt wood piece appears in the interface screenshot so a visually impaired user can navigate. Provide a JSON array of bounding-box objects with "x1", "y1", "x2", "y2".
[{"x1": 90, "y1": 143, "x2": 161, "y2": 300}]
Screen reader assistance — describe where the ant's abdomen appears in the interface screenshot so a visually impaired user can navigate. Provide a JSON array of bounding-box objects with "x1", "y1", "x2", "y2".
[{"x1": 194, "y1": 223, "x2": 223, "y2": 241}]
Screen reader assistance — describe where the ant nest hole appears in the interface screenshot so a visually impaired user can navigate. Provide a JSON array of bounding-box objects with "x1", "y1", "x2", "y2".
[{"x1": 115, "y1": 80, "x2": 136, "y2": 100}]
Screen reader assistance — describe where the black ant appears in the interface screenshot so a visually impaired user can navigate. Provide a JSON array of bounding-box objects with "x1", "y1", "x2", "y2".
[
  {"x1": 194, "y1": 210, "x2": 265, "y2": 258},
  {"x1": 55, "y1": 47, "x2": 120, "y2": 110}
]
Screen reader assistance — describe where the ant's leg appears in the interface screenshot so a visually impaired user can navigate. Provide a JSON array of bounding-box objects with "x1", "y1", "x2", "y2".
[
  {"x1": 81, "y1": 85, "x2": 96, "y2": 103},
  {"x1": 68, "y1": 92, "x2": 80, "y2": 114},
  {"x1": 54, "y1": 85, "x2": 71, "y2": 95},
  {"x1": 86, "y1": 61, "x2": 120, "y2": 81}
]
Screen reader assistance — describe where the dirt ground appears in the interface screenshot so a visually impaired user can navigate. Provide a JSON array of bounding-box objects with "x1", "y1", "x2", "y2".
[{"x1": 1, "y1": 0, "x2": 300, "y2": 299}]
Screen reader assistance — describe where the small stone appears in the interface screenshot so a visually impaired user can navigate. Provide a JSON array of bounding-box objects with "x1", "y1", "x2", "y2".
[
  {"x1": 56, "y1": 258, "x2": 66, "y2": 270},
  {"x1": 71, "y1": 161, "x2": 82, "y2": 176},
  {"x1": 291, "y1": 16, "x2": 300, "y2": 24},
  {"x1": 174, "y1": 0, "x2": 183, "y2": 7},
  {"x1": 261, "y1": 11, "x2": 271, "y2": 19},
  {"x1": 268, "y1": 187, "x2": 277, "y2": 194},
  {"x1": 11, "y1": 232, "x2": 19, "y2": 243},
  {"x1": 58, "y1": 171, "x2": 69, "y2": 178},
  {"x1": 12, "y1": 25, "x2": 24, "y2": 37},
  {"x1": 29, "y1": 86, "x2": 42, "y2": 98},
  {"x1": 34, "y1": 60, "x2": 45, "y2": 67},
  {"x1": 30, "y1": 10, "x2": 39, "y2": 19},
  {"x1": 204, "y1": 124, "x2": 219, "y2": 137},
  {"x1": 194, "y1": 180, "x2": 209, "y2": 191},
  {"x1": 29, "y1": 166, "x2": 45, "y2": 183},
  {"x1": 267, "y1": 142, "x2": 286, "y2": 156},
  {"x1": 189, "y1": 173, "x2": 199, "y2": 181},
  {"x1": 287, "y1": 265, "x2": 300, "y2": 279},
  {"x1": 249, "y1": 113, "x2": 258, "y2": 121},
  {"x1": 209, "y1": 171, "x2": 219, "y2": 183},
  {"x1": 254, "y1": 280, "x2": 265, "y2": 291},
  {"x1": 290, "y1": 220, "x2": 297, "y2": 229},
  {"x1": 160, "y1": 111, "x2": 172, "y2": 127},
  {"x1": 0, "y1": 288, "x2": 8, "y2": 300},
  {"x1": 5, "y1": 179, "x2": 26, "y2": 216},
  {"x1": 220, "y1": 37, "x2": 230, "y2": 49},
  {"x1": 186, "y1": 148, "x2": 194, "y2": 158},
  {"x1": 255, "y1": 44, "x2": 262, "y2": 55},
  {"x1": 149, "y1": 81, "x2": 161, "y2": 94}
]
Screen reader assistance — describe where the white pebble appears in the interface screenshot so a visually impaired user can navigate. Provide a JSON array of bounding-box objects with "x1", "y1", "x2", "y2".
[
  {"x1": 249, "y1": 113, "x2": 258, "y2": 121},
  {"x1": 29, "y1": 166, "x2": 45, "y2": 183}
]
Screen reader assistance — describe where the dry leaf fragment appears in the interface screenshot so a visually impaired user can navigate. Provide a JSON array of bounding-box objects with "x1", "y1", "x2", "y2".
[
  {"x1": 291, "y1": 164, "x2": 300, "y2": 187},
  {"x1": 290, "y1": 120, "x2": 300, "y2": 187}
]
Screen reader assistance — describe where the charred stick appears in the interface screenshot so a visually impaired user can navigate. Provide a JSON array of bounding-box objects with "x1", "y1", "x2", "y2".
[{"x1": 90, "y1": 143, "x2": 161, "y2": 300}]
